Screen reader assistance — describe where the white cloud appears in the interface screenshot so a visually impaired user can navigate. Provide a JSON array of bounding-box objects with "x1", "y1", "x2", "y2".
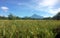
[
  {"x1": 32, "y1": 0, "x2": 59, "y2": 16},
  {"x1": 44, "y1": 15, "x2": 50, "y2": 17},
  {"x1": 17, "y1": 0, "x2": 60, "y2": 17},
  {"x1": 1, "y1": 6, "x2": 9, "y2": 12},
  {"x1": 39, "y1": 0, "x2": 58, "y2": 7},
  {"x1": 48, "y1": 8, "x2": 60, "y2": 15},
  {"x1": 18, "y1": 3, "x2": 23, "y2": 5}
]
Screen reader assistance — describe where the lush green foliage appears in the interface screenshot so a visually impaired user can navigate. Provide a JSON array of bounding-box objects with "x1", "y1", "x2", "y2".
[
  {"x1": 53, "y1": 12, "x2": 60, "y2": 20},
  {"x1": 0, "y1": 20, "x2": 60, "y2": 38}
]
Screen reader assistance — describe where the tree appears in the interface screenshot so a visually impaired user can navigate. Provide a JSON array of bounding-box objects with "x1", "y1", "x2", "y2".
[
  {"x1": 43, "y1": 17, "x2": 52, "y2": 20},
  {"x1": 53, "y1": 12, "x2": 60, "y2": 20},
  {"x1": 16, "y1": 16, "x2": 21, "y2": 20},
  {"x1": 0, "y1": 16, "x2": 8, "y2": 20},
  {"x1": 8, "y1": 13, "x2": 16, "y2": 20}
]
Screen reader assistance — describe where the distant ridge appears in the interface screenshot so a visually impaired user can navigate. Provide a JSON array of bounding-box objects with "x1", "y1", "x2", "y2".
[{"x1": 30, "y1": 14, "x2": 43, "y2": 19}]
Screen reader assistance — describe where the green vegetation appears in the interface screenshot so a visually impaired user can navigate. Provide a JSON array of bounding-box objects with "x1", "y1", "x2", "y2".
[
  {"x1": 0, "y1": 12, "x2": 60, "y2": 20},
  {"x1": 0, "y1": 12, "x2": 60, "y2": 38},
  {"x1": 53, "y1": 12, "x2": 60, "y2": 20},
  {"x1": 0, "y1": 20, "x2": 60, "y2": 38}
]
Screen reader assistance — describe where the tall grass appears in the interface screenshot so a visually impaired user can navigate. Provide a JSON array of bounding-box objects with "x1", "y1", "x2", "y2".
[{"x1": 0, "y1": 20, "x2": 60, "y2": 38}]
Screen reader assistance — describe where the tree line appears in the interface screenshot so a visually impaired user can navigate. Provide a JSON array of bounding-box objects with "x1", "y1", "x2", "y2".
[
  {"x1": 0, "y1": 12, "x2": 60, "y2": 20},
  {"x1": 42, "y1": 12, "x2": 60, "y2": 20}
]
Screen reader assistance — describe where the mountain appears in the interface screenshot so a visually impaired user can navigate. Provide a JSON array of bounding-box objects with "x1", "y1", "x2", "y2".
[{"x1": 30, "y1": 14, "x2": 43, "y2": 19}]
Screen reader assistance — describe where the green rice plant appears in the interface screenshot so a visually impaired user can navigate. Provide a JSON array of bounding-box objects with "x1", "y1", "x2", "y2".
[{"x1": 0, "y1": 20, "x2": 60, "y2": 38}]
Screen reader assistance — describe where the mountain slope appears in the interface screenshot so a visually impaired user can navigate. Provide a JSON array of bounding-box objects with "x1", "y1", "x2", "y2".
[{"x1": 30, "y1": 14, "x2": 43, "y2": 19}]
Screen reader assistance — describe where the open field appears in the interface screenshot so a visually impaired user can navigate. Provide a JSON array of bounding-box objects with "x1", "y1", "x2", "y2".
[{"x1": 0, "y1": 20, "x2": 60, "y2": 38}]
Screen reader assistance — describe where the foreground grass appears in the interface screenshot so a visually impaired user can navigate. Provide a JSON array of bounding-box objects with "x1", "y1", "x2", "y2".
[{"x1": 0, "y1": 20, "x2": 60, "y2": 38}]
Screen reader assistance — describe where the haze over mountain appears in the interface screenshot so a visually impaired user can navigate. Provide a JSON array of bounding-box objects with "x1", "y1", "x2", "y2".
[{"x1": 30, "y1": 14, "x2": 43, "y2": 19}]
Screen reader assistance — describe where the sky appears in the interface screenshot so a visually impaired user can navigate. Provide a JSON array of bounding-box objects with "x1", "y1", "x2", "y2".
[{"x1": 0, "y1": 0, "x2": 60, "y2": 17}]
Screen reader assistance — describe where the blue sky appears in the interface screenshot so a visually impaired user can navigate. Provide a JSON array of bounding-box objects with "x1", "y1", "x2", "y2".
[{"x1": 0, "y1": 0, "x2": 60, "y2": 17}]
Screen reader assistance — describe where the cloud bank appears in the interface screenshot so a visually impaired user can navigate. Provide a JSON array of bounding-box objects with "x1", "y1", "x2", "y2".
[
  {"x1": 0, "y1": 0, "x2": 59, "y2": 17},
  {"x1": 17, "y1": 0, "x2": 60, "y2": 16},
  {"x1": 1, "y1": 6, "x2": 9, "y2": 12},
  {"x1": 33, "y1": 0, "x2": 60, "y2": 15}
]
